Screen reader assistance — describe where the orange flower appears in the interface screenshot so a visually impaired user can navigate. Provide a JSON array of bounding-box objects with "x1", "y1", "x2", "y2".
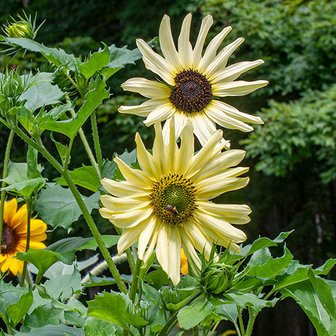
[
  {"x1": 0, "y1": 199, "x2": 47, "y2": 275},
  {"x1": 180, "y1": 248, "x2": 188, "y2": 275}
]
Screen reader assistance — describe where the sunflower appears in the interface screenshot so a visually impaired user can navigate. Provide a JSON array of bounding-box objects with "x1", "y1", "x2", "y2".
[
  {"x1": 99, "y1": 119, "x2": 251, "y2": 285},
  {"x1": 119, "y1": 13, "x2": 268, "y2": 145},
  {"x1": 0, "y1": 198, "x2": 47, "y2": 275}
]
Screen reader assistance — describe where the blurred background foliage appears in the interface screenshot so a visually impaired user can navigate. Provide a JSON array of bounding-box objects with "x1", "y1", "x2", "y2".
[{"x1": 0, "y1": 0, "x2": 335, "y2": 335}]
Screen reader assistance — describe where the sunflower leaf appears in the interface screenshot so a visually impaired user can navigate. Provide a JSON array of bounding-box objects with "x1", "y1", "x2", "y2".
[
  {"x1": 12, "y1": 324, "x2": 84, "y2": 336},
  {"x1": 84, "y1": 317, "x2": 120, "y2": 336},
  {"x1": 34, "y1": 183, "x2": 100, "y2": 232},
  {"x1": 6, "y1": 291, "x2": 33, "y2": 328}
]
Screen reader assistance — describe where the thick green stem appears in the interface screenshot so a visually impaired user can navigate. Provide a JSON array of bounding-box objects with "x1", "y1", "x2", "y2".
[
  {"x1": 245, "y1": 309, "x2": 257, "y2": 336},
  {"x1": 158, "y1": 291, "x2": 203, "y2": 336},
  {"x1": 20, "y1": 198, "x2": 32, "y2": 287},
  {"x1": 91, "y1": 112, "x2": 103, "y2": 174},
  {"x1": 238, "y1": 307, "x2": 246, "y2": 336},
  {"x1": 0, "y1": 130, "x2": 15, "y2": 255},
  {"x1": 11, "y1": 127, "x2": 127, "y2": 294},
  {"x1": 129, "y1": 257, "x2": 142, "y2": 303}
]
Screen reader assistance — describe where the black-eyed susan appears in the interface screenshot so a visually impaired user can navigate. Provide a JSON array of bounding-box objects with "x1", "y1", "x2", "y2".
[
  {"x1": 99, "y1": 119, "x2": 251, "y2": 285},
  {"x1": 0, "y1": 199, "x2": 47, "y2": 275},
  {"x1": 119, "y1": 13, "x2": 268, "y2": 145}
]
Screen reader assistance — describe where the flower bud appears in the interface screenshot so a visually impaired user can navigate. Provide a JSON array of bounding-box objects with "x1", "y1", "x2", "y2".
[
  {"x1": 5, "y1": 22, "x2": 33, "y2": 39},
  {"x1": 202, "y1": 263, "x2": 234, "y2": 295}
]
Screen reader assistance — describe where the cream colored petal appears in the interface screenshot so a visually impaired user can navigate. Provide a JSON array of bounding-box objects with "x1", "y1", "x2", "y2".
[
  {"x1": 195, "y1": 210, "x2": 247, "y2": 242},
  {"x1": 193, "y1": 149, "x2": 246, "y2": 182},
  {"x1": 190, "y1": 113, "x2": 218, "y2": 146},
  {"x1": 160, "y1": 15, "x2": 182, "y2": 72},
  {"x1": 144, "y1": 102, "x2": 175, "y2": 126},
  {"x1": 205, "y1": 102, "x2": 253, "y2": 132},
  {"x1": 200, "y1": 225, "x2": 242, "y2": 254},
  {"x1": 178, "y1": 13, "x2": 193, "y2": 69},
  {"x1": 138, "y1": 216, "x2": 157, "y2": 260},
  {"x1": 162, "y1": 118, "x2": 171, "y2": 145},
  {"x1": 198, "y1": 26, "x2": 232, "y2": 73},
  {"x1": 167, "y1": 118, "x2": 178, "y2": 173},
  {"x1": 197, "y1": 176, "x2": 249, "y2": 200},
  {"x1": 197, "y1": 201, "x2": 251, "y2": 224},
  {"x1": 136, "y1": 39, "x2": 175, "y2": 85},
  {"x1": 177, "y1": 120, "x2": 194, "y2": 174},
  {"x1": 180, "y1": 228, "x2": 202, "y2": 271},
  {"x1": 100, "y1": 195, "x2": 149, "y2": 212},
  {"x1": 114, "y1": 157, "x2": 151, "y2": 187},
  {"x1": 168, "y1": 226, "x2": 181, "y2": 285},
  {"x1": 118, "y1": 98, "x2": 168, "y2": 117},
  {"x1": 117, "y1": 220, "x2": 147, "y2": 255},
  {"x1": 207, "y1": 100, "x2": 263, "y2": 124},
  {"x1": 212, "y1": 80, "x2": 269, "y2": 97},
  {"x1": 173, "y1": 112, "x2": 188, "y2": 141},
  {"x1": 187, "y1": 127, "x2": 223, "y2": 177},
  {"x1": 212, "y1": 59, "x2": 264, "y2": 84},
  {"x1": 156, "y1": 224, "x2": 169, "y2": 273},
  {"x1": 193, "y1": 15, "x2": 213, "y2": 68},
  {"x1": 153, "y1": 123, "x2": 165, "y2": 175},
  {"x1": 205, "y1": 38, "x2": 244, "y2": 80},
  {"x1": 111, "y1": 207, "x2": 153, "y2": 229},
  {"x1": 135, "y1": 133, "x2": 157, "y2": 177},
  {"x1": 142, "y1": 222, "x2": 161, "y2": 266},
  {"x1": 99, "y1": 207, "x2": 114, "y2": 219},
  {"x1": 121, "y1": 78, "x2": 171, "y2": 99},
  {"x1": 101, "y1": 178, "x2": 145, "y2": 198}
]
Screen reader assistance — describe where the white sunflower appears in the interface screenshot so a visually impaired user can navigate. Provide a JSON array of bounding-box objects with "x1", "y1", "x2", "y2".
[
  {"x1": 119, "y1": 13, "x2": 268, "y2": 145},
  {"x1": 99, "y1": 119, "x2": 251, "y2": 285}
]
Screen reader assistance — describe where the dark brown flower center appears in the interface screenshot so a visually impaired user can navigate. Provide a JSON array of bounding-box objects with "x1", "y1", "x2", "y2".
[
  {"x1": 150, "y1": 173, "x2": 197, "y2": 225},
  {"x1": 169, "y1": 69, "x2": 212, "y2": 113},
  {"x1": 1, "y1": 223, "x2": 17, "y2": 254}
]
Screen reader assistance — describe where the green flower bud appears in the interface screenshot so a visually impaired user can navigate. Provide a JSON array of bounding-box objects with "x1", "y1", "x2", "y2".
[
  {"x1": 202, "y1": 263, "x2": 234, "y2": 295},
  {"x1": 5, "y1": 22, "x2": 33, "y2": 39}
]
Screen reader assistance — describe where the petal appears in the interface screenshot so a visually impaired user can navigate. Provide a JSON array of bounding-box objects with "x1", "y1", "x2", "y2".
[
  {"x1": 118, "y1": 98, "x2": 168, "y2": 117},
  {"x1": 110, "y1": 207, "x2": 153, "y2": 229},
  {"x1": 168, "y1": 226, "x2": 181, "y2": 285},
  {"x1": 100, "y1": 195, "x2": 149, "y2": 213},
  {"x1": 159, "y1": 15, "x2": 182, "y2": 72},
  {"x1": 29, "y1": 241, "x2": 46, "y2": 249},
  {"x1": 153, "y1": 122, "x2": 165, "y2": 175},
  {"x1": 180, "y1": 228, "x2": 202, "y2": 272},
  {"x1": 16, "y1": 218, "x2": 46, "y2": 235},
  {"x1": 121, "y1": 78, "x2": 171, "y2": 99},
  {"x1": 135, "y1": 133, "x2": 157, "y2": 177},
  {"x1": 197, "y1": 201, "x2": 251, "y2": 224},
  {"x1": 11, "y1": 204, "x2": 27, "y2": 230},
  {"x1": 136, "y1": 39, "x2": 175, "y2": 85},
  {"x1": 3, "y1": 199, "x2": 17, "y2": 225},
  {"x1": 197, "y1": 176, "x2": 250, "y2": 200},
  {"x1": 212, "y1": 80, "x2": 269, "y2": 97},
  {"x1": 205, "y1": 37, "x2": 244, "y2": 80},
  {"x1": 101, "y1": 178, "x2": 146, "y2": 198},
  {"x1": 190, "y1": 113, "x2": 218, "y2": 146},
  {"x1": 198, "y1": 26, "x2": 232, "y2": 73},
  {"x1": 173, "y1": 112, "x2": 188, "y2": 142},
  {"x1": 178, "y1": 13, "x2": 193, "y2": 69},
  {"x1": 205, "y1": 101, "x2": 254, "y2": 132},
  {"x1": 176, "y1": 120, "x2": 194, "y2": 174},
  {"x1": 167, "y1": 118, "x2": 178, "y2": 173},
  {"x1": 138, "y1": 217, "x2": 157, "y2": 260},
  {"x1": 212, "y1": 59, "x2": 265, "y2": 84},
  {"x1": 142, "y1": 222, "x2": 161, "y2": 266},
  {"x1": 193, "y1": 15, "x2": 213, "y2": 68},
  {"x1": 156, "y1": 225, "x2": 169, "y2": 273},
  {"x1": 144, "y1": 102, "x2": 176, "y2": 126}
]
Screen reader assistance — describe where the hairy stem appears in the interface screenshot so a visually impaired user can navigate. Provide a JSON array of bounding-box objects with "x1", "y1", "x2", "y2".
[
  {"x1": 91, "y1": 112, "x2": 103, "y2": 174},
  {"x1": 129, "y1": 257, "x2": 142, "y2": 303}
]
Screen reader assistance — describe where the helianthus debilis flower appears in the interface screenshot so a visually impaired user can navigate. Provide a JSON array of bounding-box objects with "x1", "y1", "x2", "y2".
[
  {"x1": 99, "y1": 119, "x2": 251, "y2": 285},
  {"x1": 119, "y1": 13, "x2": 268, "y2": 145},
  {"x1": 0, "y1": 198, "x2": 47, "y2": 275}
]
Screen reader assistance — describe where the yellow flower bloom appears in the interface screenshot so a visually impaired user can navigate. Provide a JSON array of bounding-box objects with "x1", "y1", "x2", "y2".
[
  {"x1": 180, "y1": 248, "x2": 188, "y2": 275},
  {"x1": 100, "y1": 119, "x2": 251, "y2": 285},
  {"x1": 119, "y1": 13, "x2": 268, "y2": 145},
  {"x1": 0, "y1": 199, "x2": 47, "y2": 275}
]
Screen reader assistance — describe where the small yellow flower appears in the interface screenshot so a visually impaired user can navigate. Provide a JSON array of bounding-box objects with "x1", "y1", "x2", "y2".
[
  {"x1": 222, "y1": 331, "x2": 236, "y2": 336},
  {"x1": 180, "y1": 249, "x2": 188, "y2": 275},
  {"x1": 119, "y1": 13, "x2": 268, "y2": 145},
  {"x1": 99, "y1": 119, "x2": 251, "y2": 285},
  {"x1": 0, "y1": 199, "x2": 47, "y2": 275}
]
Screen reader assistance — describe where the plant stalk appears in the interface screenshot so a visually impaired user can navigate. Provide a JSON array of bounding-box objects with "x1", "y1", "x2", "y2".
[
  {"x1": 91, "y1": 112, "x2": 103, "y2": 174},
  {"x1": 129, "y1": 257, "x2": 142, "y2": 303}
]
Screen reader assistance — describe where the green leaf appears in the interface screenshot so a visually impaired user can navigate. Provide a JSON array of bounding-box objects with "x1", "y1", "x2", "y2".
[
  {"x1": 282, "y1": 280, "x2": 336, "y2": 336},
  {"x1": 23, "y1": 303, "x2": 64, "y2": 329},
  {"x1": 112, "y1": 149, "x2": 137, "y2": 181},
  {"x1": 78, "y1": 45, "x2": 110, "y2": 80},
  {"x1": 101, "y1": 159, "x2": 116, "y2": 179},
  {"x1": 177, "y1": 296, "x2": 213, "y2": 330},
  {"x1": 76, "y1": 235, "x2": 119, "y2": 251},
  {"x1": 87, "y1": 291, "x2": 148, "y2": 328},
  {"x1": 40, "y1": 79, "x2": 109, "y2": 139},
  {"x1": 84, "y1": 317, "x2": 119, "y2": 336},
  {"x1": 34, "y1": 183, "x2": 100, "y2": 232},
  {"x1": 213, "y1": 303, "x2": 238, "y2": 323},
  {"x1": 84, "y1": 274, "x2": 132, "y2": 288},
  {"x1": 13, "y1": 324, "x2": 84, "y2": 336},
  {"x1": 5, "y1": 38, "x2": 80, "y2": 71},
  {"x1": 16, "y1": 249, "x2": 74, "y2": 284},
  {"x1": 55, "y1": 165, "x2": 100, "y2": 192},
  {"x1": 6, "y1": 291, "x2": 33, "y2": 328}
]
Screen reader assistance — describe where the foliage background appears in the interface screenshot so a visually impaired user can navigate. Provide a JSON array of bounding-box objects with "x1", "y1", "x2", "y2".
[{"x1": 0, "y1": 0, "x2": 335, "y2": 335}]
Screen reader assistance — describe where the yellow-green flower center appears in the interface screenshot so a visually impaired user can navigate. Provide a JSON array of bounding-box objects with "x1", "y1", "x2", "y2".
[
  {"x1": 1, "y1": 223, "x2": 17, "y2": 254},
  {"x1": 150, "y1": 173, "x2": 196, "y2": 225},
  {"x1": 169, "y1": 69, "x2": 212, "y2": 113}
]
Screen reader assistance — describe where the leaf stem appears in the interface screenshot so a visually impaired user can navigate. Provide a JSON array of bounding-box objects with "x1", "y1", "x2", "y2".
[
  {"x1": 0, "y1": 130, "x2": 14, "y2": 258},
  {"x1": 91, "y1": 112, "x2": 103, "y2": 174},
  {"x1": 245, "y1": 308, "x2": 257, "y2": 336},
  {"x1": 238, "y1": 307, "x2": 246, "y2": 336},
  {"x1": 129, "y1": 257, "x2": 142, "y2": 303}
]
